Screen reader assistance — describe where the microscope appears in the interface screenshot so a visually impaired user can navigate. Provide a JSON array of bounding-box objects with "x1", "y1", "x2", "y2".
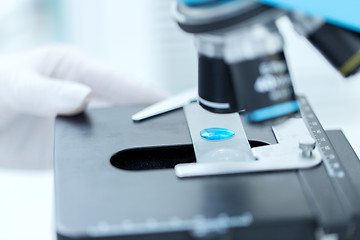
[
  {"x1": 54, "y1": 1, "x2": 360, "y2": 240},
  {"x1": 172, "y1": 0, "x2": 360, "y2": 122}
]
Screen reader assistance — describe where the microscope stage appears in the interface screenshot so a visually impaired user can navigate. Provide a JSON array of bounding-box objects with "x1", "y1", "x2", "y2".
[{"x1": 54, "y1": 97, "x2": 360, "y2": 240}]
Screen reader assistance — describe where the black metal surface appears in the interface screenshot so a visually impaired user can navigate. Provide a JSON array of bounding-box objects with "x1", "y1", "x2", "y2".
[
  {"x1": 54, "y1": 99, "x2": 360, "y2": 240},
  {"x1": 308, "y1": 23, "x2": 360, "y2": 77},
  {"x1": 327, "y1": 130, "x2": 360, "y2": 238},
  {"x1": 229, "y1": 50, "x2": 297, "y2": 122},
  {"x1": 298, "y1": 97, "x2": 360, "y2": 238},
  {"x1": 198, "y1": 54, "x2": 240, "y2": 113}
]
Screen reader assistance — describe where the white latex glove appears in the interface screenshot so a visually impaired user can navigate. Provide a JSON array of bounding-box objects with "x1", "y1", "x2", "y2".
[
  {"x1": 0, "y1": 45, "x2": 168, "y2": 117},
  {"x1": 0, "y1": 45, "x2": 168, "y2": 169}
]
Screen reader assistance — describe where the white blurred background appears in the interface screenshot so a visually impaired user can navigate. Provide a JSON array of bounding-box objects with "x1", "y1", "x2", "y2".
[{"x1": 0, "y1": 1, "x2": 359, "y2": 240}]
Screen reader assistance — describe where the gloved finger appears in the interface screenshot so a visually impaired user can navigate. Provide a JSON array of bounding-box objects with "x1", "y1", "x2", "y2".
[
  {"x1": 72, "y1": 59, "x2": 169, "y2": 105},
  {"x1": 77, "y1": 60, "x2": 168, "y2": 104},
  {"x1": 30, "y1": 45, "x2": 169, "y2": 105},
  {"x1": 0, "y1": 69, "x2": 92, "y2": 117}
]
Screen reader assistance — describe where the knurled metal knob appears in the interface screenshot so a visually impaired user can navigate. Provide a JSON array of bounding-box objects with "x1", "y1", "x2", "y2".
[{"x1": 299, "y1": 137, "x2": 316, "y2": 158}]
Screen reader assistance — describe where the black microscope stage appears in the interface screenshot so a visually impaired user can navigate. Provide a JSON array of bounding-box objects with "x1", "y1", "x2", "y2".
[{"x1": 54, "y1": 97, "x2": 360, "y2": 240}]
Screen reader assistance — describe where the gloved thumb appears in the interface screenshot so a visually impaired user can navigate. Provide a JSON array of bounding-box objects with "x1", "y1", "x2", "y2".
[{"x1": 0, "y1": 69, "x2": 92, "y2": 117}]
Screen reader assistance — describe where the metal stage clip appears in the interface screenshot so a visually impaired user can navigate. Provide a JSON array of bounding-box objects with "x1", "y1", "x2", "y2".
[{"x1": 175, "y1": 102, "x2": 322, "y2": 178}]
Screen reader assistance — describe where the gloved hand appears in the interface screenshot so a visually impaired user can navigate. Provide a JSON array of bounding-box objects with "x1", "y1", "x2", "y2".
[
  {"x1": 0, "y1": 45, "x2": 168, "y2": 169},
  {"x1": 0, "y1": 45, "x2": 168, "y2": 117}
]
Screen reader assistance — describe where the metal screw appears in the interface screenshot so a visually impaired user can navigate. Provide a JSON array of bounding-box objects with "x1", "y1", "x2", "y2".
[{"x1": 299, "y1": 137, "x2": 316, "y2": 158}]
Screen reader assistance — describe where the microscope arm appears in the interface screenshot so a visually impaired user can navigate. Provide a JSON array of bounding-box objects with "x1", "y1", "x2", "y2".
[{"x1": 258, "y1": 0, "x2": 360, "y2": 32}]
